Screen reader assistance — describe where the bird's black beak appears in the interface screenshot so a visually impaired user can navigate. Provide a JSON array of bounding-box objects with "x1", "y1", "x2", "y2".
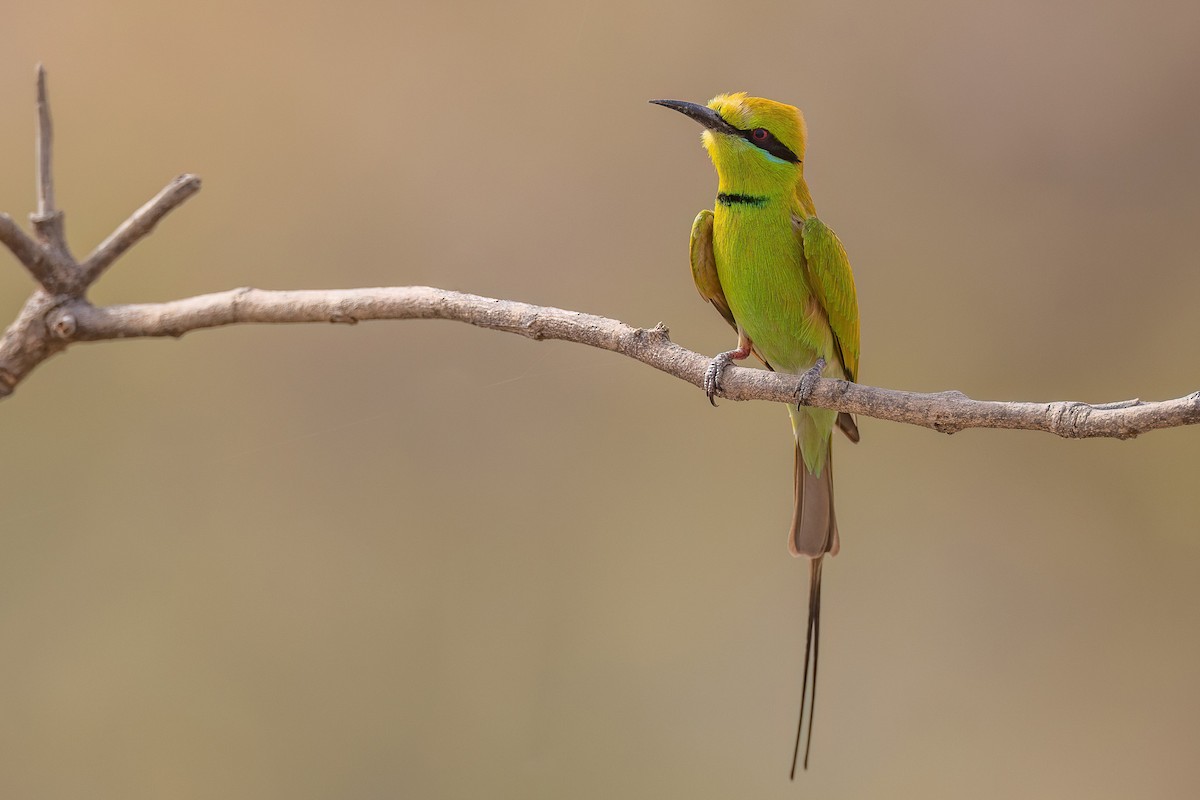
[{"x1": 649, "y1": 99, "x2": 738, "y2": 135}]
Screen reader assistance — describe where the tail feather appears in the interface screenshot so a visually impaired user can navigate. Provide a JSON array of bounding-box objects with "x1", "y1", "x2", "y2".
[
  {"x1": 789, "y1": 443, "x2": 839, "y2": 558},
  {"x1": 790, "y1": 557, "x2": 823, "y2": 778},
  {"x1": 788, "y1": 441, "x2": 838, "y2": 776}
]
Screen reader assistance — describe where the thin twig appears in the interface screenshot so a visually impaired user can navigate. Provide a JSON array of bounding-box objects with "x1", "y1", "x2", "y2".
[
  {"x1": 28, "y1": 64, "x2": 75, "y2": 277},
  {"x1": 0, "y1": 213, "x2": 54, "y2": 288},
  {"x1": 35, "y1": 64, "x2": 53, "y2": 218},
  {"x1": 81, "y1": 174, "x2": 202, "y2": 285}
]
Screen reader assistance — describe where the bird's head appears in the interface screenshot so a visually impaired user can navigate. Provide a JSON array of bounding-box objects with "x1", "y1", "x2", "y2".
[{"x1": 651, "y1": 93, "x2": 807, "y2": 196}]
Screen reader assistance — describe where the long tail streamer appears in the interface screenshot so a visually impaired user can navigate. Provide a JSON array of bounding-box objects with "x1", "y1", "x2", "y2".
[{"x1": 790, "y1": 556, "x2": 823, "y2": 778}]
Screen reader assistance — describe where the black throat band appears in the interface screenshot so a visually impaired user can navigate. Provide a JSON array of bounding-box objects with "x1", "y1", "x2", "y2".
[{"x1": 716, "y1": 192, "x2": 768, "y2": 207}]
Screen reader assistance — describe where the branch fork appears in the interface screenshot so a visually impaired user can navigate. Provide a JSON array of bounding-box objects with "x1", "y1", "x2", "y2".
[{"x1": 0, "y1": 67, "x2": 200, "y2": 393}]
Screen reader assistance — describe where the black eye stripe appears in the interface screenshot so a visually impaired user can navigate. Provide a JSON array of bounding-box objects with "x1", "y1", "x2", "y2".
[
  {"x1": 710, "y1": 112, "x2": 801, "y2": 164},
  {"x1": 736, "y1": 126, "x2": 800, "y2": 163}
]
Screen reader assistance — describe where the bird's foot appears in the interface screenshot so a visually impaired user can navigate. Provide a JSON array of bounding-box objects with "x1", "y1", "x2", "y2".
[
  {"x1": 704, "y1": 336, "x2": 753, "y2": 407},
  {"x1": 795, "y1": 357, "x2": 827, "y2": 408},
  {"x1": 704, "y1": 351, "x2": 737, "y2": 406}
]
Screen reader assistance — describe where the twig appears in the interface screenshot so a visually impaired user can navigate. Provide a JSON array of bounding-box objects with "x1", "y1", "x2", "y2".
[
  {"x1": 35, "y1": 64, "x2": 54, "y2": 219},
  {"x1": 0, "y1": 213, "x2": 53, "y2": 287},
  {"x1": 17, "y1": 65, "x2": 78, "y2": 291},
  {"x1": 81, "y1": 174, "x2": 201, "y2": 285},
  {"x1": 30, "y1": 64, "x2": 70, "y2": 262}
]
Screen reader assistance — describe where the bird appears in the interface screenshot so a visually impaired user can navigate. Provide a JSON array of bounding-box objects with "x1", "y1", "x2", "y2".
[{"x1": 650, "y1": 93, "x2": 861, "y2": 775}]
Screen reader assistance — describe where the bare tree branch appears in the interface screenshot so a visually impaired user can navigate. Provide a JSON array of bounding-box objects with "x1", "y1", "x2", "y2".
[
  {"x1": 1, "y1": 66, "x2": 1198, "y2": 440},
  {"x1": 14, "y1": 287, "x2": 1197, "y2": 439}
]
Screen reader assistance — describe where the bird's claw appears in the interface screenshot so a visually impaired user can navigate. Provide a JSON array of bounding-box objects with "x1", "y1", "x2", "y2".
[
  {"x1": 795, "y1": 357, "x2": 827, "y2": 408},
  {"x1": 704, "y1": 351, "x2": 734, "y2": 406}
]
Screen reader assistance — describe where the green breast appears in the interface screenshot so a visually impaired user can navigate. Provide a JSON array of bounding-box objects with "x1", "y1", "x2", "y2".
[{"x1": 712, "y1": 200, "x2": 832, "y2": 374}]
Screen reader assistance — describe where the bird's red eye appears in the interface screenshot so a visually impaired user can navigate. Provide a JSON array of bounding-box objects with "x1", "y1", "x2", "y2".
[{"x1": 752, "y1": 128, "x2": 769, "y2": 141}]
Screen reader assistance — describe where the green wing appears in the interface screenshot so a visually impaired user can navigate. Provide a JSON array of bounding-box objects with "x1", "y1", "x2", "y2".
[
  {"x1": 799, "y1": 215, "x2": 861, "y2": 443},
  {"x1": 689, "y1": 209, "x2": 737, "y2": 332},
  {"x1": 798, "y1": 216, "x2": 860, "y2": 384}
]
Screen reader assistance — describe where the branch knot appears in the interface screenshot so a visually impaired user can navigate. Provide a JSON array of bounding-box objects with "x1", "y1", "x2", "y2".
[{"x1": 47, "y1": 308, "x2": 76, "y2": 339}]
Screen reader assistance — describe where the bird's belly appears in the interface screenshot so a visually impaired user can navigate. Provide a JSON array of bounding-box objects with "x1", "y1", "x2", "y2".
[{"x1": 714, "y1": 220, "x2": 834, "y2": 375}]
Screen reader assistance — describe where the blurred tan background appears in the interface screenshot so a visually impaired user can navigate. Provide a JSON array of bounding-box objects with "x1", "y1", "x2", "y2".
[{"x1": 2, "y1": 1, "x2": 1199, "y2": 797}]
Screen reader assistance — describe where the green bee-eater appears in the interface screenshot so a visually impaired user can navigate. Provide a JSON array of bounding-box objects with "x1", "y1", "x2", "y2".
[{"x1": 651, "y1": 93, "x2": 861, "y2": 774}]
